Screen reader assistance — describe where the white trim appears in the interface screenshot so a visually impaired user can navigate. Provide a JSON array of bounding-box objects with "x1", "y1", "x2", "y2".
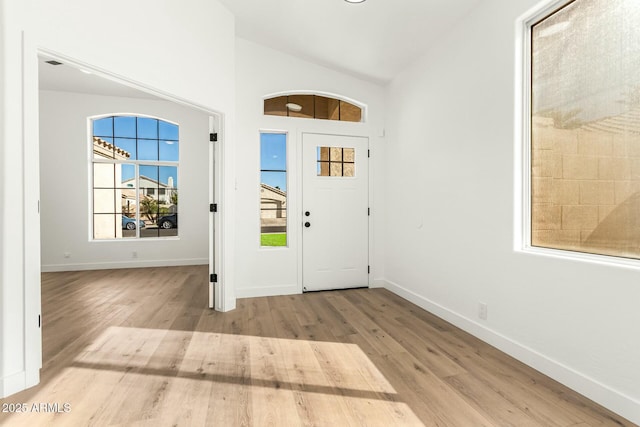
[
  {"x1": 41, "y1": 258, "x2": 208, "y2": 273},
  {"x1": 0, "y1": 371, "x2": 27, "y2": 398},
  {"x1": 382, "y1": 279, "x2": 640, "y2": 425}
]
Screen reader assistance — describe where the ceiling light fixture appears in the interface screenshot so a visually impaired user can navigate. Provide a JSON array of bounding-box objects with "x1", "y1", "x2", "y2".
[
  {"x1": 344, "y1": 0, "x2": 366, "y2": 3},
  {"x1": 285, "y1": 102, "x2": 303, "y2": 112}
]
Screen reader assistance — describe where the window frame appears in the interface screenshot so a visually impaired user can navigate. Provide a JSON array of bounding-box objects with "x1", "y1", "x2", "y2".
[
  {"x1": 516, "y1": 0, "x2": 640, "y2": 268},
  {"x1": 88, "y1": 113, "x2": 180, "y2": 241}
]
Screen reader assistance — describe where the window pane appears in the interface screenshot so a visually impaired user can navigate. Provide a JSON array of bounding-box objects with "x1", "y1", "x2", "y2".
[
  {"x1": 140, "y1": 193, "x2": 159, "y2": 225},
  {"x1": 159, "y1": 121, "x2": 179, "y2": 140},
  {"x1": 287, "y1": 95, "x2": 314, "y2": 118},
  {"x1": 343, "y1": 163, "x2": 355, "y2": 177},
  {"x1": 260, "y1": 134, "x2": 287, "y2": 170},
  {"x1": 339, "y1": 100, "x2": 362, "y2": 122},
  {"x1": 93, "y1": 163, "x2": 115, "y2": 188},
  {"x1": 318, "y1": 161, "x2": 330, "y2": 177},
  {"x1": 260, "y1": 133, "x2": 287, "y2": 247},
  {"x1": 94, "y1": 214, "x2": 117, "y2": 240},
  {"x1": 138, "y1": 139, "x2": 159, "y2": 161},
  {"x1": 264, "y1": 96, "x2": 288, "y2": 116},
  {"x1": 140, "y1": 165, "x2": 159, "y2": 182},
  {"x1": 330, "y1": 163, "x2": 343, "y2": 177},
  {"x1": 93, "y1": 137, "x2": 114, "y2": 159},
  {"x1": 121, "y1": 214, "x2": 139, "y2": 238},
  {"x1": 137, "y1": 117, "x2": 158, "y2": 139},
  {"x1": 120, "y1": 164, "x2": 136, "y2": 188},
  {"x1": 121, "y1": 192, "x2": 136, "y2": 216},
  {"x1": 260, "y1": 171, "x2": 287, "y2": 191},
  {"x1": 158, "y1": 166, "x2": 178, "y2": 205},
  {"x1": 113, "y1": 138, "x2": 136, "y2": 160},
  {"x1": 159, "y1": 139, "x2": 179, "y2": 162},
  {"x1": 93, "y1": 117, "x2": 113, "y2": 137},
  {"x1": 330, "y1": 147, "x2": 342, "y2": 161},
  {"x1": 343, "y1": 148, "x2": 355, "y2": 162},
  {"x1": 531, "y1": 0, "x2": 640, "y2": 259},
  {"x1": 94, "y1": 189, "x2": 115, "y2": 213},
  {"x1": 114, "y1": 116, "x2": 136, "y2": 138},
  {"x1": 158, "y1": 166, "x2": 178, "y2": 187},
  {"x1": 318, "y1": 146, "x2": 330, "y2": 161}
]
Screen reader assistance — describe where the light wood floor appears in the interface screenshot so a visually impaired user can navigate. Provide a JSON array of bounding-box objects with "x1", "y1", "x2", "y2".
[{"x1": 0, "y1": 265, "x2": 634, "y2": 426}]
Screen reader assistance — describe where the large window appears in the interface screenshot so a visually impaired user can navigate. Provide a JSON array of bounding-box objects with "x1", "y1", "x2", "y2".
[
  {"x1": 260, "y1": 133, "x2": 287, "y2": 247},
  {"x1": 91, "y1": 115, "x2": 179, "y2": 240},
  {"x1": 529, "y1": 0, "x2": 640, "y2": 260}
]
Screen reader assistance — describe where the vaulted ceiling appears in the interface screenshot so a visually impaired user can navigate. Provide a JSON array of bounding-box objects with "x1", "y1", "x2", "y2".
[
  {"x1": 39, "y1": 1, "x2": 483, "y2": 94},
  {"x1": 218, "y1": 0, "x2": 482, "y2": 84}
]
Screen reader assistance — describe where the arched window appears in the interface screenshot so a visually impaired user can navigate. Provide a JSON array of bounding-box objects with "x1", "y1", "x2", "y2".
[
  {"x1": 264, "y1": 94, "x2": 363, "y2": 122},
  {"x1": 91, "y1": 115, "x2": 179, "y2": 240}
]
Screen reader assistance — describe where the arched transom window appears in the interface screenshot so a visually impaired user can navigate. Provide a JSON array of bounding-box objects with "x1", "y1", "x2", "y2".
[{"x1": 264, "y1": 94, "x2": 363, "y2": 122}]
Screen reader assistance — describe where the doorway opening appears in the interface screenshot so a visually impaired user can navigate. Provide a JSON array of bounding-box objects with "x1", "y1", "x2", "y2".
[{"x1": 37, "y1": 51, "x2": 223, "y2": 309}]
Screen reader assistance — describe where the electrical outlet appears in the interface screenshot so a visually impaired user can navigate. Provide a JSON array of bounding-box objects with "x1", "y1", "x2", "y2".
[
  {"x1": 132, "y1": 251, "x2": 138, "y2": 259},
  {"x1": 63, "y1": 252, "x2": 71, "y2": 259},
  {"x1": 478, "y1": 302, "x2": 488, "y2": 320}
]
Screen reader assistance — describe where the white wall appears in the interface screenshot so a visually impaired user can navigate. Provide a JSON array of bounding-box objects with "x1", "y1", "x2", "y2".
[
  {"x1": 234, "y1": 38, "x2": 386, "y2": 297},
  {"x1": 39, "y1": 90, "x2": 210, "y2": 271},
  {"x1": 0, "y1": 0, "x2": 235, "y2": 397},
  {"x1": 384, "y1": 0, "x2": 640, "y2": 423}
]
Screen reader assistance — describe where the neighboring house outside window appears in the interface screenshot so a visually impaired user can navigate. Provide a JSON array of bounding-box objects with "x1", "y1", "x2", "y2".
[{"x1": 91, "y1": 115, "x2": 179, "y2": 240}]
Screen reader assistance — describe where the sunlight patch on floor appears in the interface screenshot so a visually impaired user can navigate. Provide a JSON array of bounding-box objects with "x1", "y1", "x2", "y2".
[{"x1": 1, "y1": 327, "x2": 424, "y2": 426}]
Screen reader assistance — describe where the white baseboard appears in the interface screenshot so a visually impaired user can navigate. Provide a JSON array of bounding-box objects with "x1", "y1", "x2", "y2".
[
  {"x1": 41, "y1": 258, "x2": 208, "y2": 272},
  {"x1": 0, "y1": 371, "x2": 26, "y2": 398},
  {"x1": 371, "y1": 278, "x2": 386, "y2": 288},
  {"x1": 383, "y1": 279, "x2": 640, "y2": 426},
  {"x1": 235, "y1": 284, "x2": 300, "y2": 299}
]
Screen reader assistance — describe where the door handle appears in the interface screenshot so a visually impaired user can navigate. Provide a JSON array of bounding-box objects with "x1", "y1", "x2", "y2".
[{"x1": 304, "y1": 222, "x2": 311, "y2": 228}]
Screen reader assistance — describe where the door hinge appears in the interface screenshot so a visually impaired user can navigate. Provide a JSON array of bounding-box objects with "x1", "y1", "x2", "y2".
[
  {"x1": 38, "y1": 315, "x2": 41, "y2": 328},
  {"x1": 210, "y1": 132, "x2": 218, "y2": 142},
  {"x1": 368, "y1": 265, "x2": 371, "y2": 274},
  {"x1": 368, "y1": 149, "x2": 370, "y2": 158},
  {"x1": 210, "y1": 273, "x2": 218, "y2": 283},
  {"x1": 210, "y1": 203, "x2": 218, "y2": 213},
  {"x1": 368, "y1": 207, "x2": 370, "y2": 216}
]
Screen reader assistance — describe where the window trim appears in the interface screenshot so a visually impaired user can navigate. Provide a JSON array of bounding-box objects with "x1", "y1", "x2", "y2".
[
  {"x1": 516, "y1": 0, "x2": 640, "y2": 269},
  {"x1": 88, "y1": 113, "x2": 180, "y2": 241}
]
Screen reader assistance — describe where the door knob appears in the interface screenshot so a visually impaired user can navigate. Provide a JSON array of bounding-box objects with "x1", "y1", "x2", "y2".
[
  {"x1": 304, "y1": 222, "x2": 311, "y2": 228},
  {"x1": 305, "y1": 211, "x2": 311, "y2": 217}
]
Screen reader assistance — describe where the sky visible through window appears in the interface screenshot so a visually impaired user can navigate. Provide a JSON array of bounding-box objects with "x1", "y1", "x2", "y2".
[{"x1": 260, "y1": 133, "x2": 287, "y2": 191}]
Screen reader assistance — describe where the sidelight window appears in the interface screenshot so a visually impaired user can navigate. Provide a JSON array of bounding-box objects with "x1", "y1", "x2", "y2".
[{"x1": 260, "y1": 132, "x2": 288, "y2": 247}]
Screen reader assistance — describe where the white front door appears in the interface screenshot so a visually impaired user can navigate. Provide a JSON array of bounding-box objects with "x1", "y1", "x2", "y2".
[{"x1": 302, "y1": 133, "x2": 369, "y2": 292}]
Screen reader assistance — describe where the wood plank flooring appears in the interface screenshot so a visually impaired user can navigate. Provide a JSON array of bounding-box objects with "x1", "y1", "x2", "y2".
[{"x1": 0, "y1": 265, "x2": 635, "y2": 426}]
